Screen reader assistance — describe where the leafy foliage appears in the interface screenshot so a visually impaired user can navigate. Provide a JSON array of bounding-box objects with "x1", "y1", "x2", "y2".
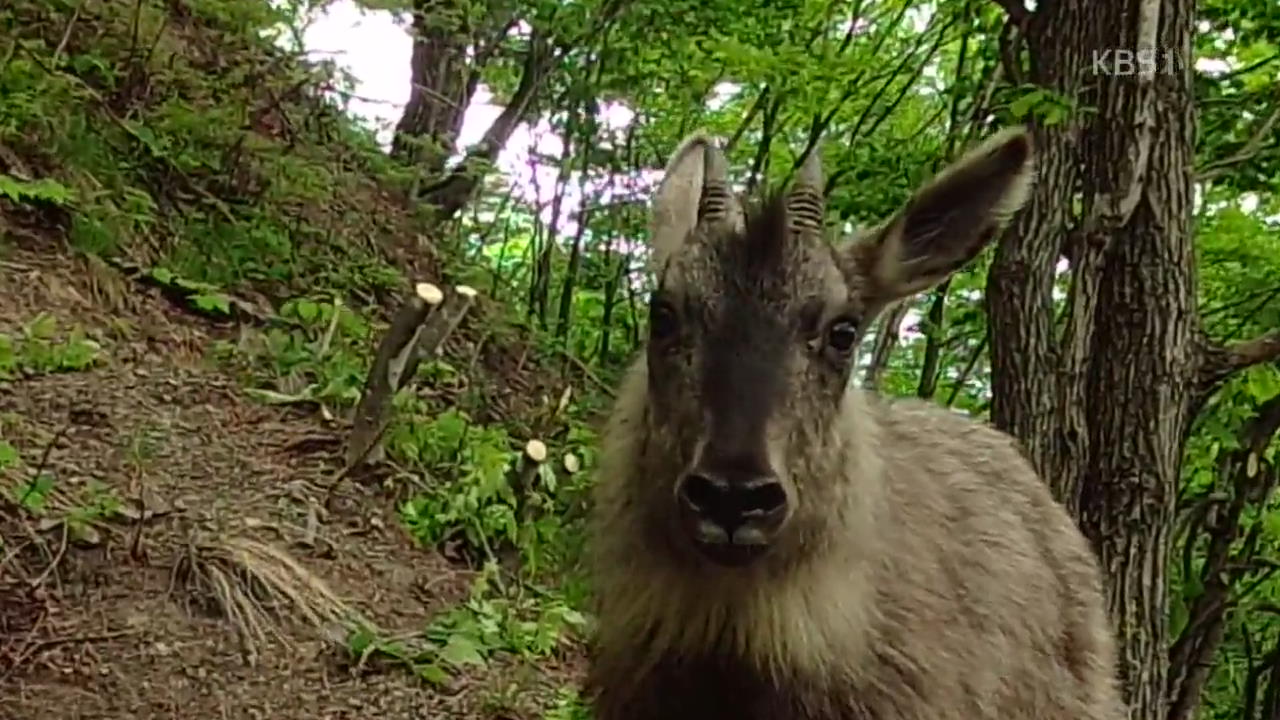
[{"x1": 0, "y1": 313, "x2": 103, "y2": 379}]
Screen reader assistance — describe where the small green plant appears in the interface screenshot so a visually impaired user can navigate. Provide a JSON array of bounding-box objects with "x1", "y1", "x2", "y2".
[
  {"x1": 146, "y1": 267, "x2": 234, "y2": 317},
  {"x1": 62, "y1": 480, "x2": 124, "y2": 543},
  {"x1": 223, "y1": 295, "x2": 374, "y2": 407},
  {"x1": 343, "y1": 623, "x2": 453, "y2": 684},
  {"x1": 0, "y1": 173, "x2": 75, "y2": 206},
  {"x1": 345, "y1": 562, "x2": 589, "y2": 687},
  {"x1": 397, "y1": 409, "x2": 521, "y2": 555},
  {"x1": 4, "y1": 441, "x2": 51, "y2": 514},
  {"x1": 0, "y1": 439, "x2": 18, "y2": 469},
  {"x1": 3, "y1": 438, "x2": 123, "y2": 545},
  {"x1": 425, "y1": 564, "x2": 588, "y2": 660},
  {"x1": 0, "y1": 313, "x2": 104, "y2": 379},
  {"x1": 9, "y1": 475, "x2": 54, "y2": 514},
  {"x1": 394, "y1": 404, "x2": 599, "y2": 575},
  {"x1": 543, "y1": 686, "x2": 593, "y2": 720}
]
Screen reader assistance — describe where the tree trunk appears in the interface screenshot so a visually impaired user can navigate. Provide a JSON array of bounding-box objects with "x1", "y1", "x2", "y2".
[
  {"x1": 391, "y1": 1, "x2": 479, "y2": 174},
  {"x1": 915, "y1": 280, "x2": 949, "y2": 400},
  {"x1": 417, "y1": 30, "x2": 553, "y2": 224},
  {"x1": 984, "y1": 0, "x2": 1199, "y2": 718},
  {"x1": 556, "y1": 209, "x2": 590, "y2": 341},
  {"x1": 598, "y1": 240, "x2": 622, "y2": 363},
  {"x1": 391, "y1": 1, "x2": 561, "y2": 226}
]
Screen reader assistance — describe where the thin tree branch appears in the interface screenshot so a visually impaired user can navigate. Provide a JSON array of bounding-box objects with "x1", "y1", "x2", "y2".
[
  {"x1": 1167, "y1": 394, "x2": 1280, "y2": 720},
  {"x1": 1202, "y1": 283, "x2": 1280, "y2": 321},
  {"x1": 1215, "y1": 52, "x2": 1278, "y2": 82},
  {"x1": 862, "y1": 302, "x2": 911, "y2": 390},
  {"x1": 1200, "y1": 330, "x2": 1280, "y2": 392},
  {"x1": 1197, "y1": 102, "x2": 1280, "y2": 182},
  {"x1": 724, "y1": 85, "x2": 769, "y2": 154},
  {"x1": 916, "y1": 280, "x2": 951, "y2": 400},
  {"x1": 945, "y1": 335, "x2": 988, "y2": 408}
]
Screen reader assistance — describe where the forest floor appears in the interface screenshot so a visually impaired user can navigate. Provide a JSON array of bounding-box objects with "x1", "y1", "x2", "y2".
[{"x1": 0, "y1": 242, "x2": 585, "y2": 720}]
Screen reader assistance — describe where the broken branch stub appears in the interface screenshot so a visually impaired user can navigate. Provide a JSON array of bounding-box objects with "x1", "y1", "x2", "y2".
[{"x1": 346, "y1": 282, "x2": 447, "y2": 468}]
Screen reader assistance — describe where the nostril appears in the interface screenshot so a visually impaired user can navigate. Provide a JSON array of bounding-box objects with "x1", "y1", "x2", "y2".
[
  {"x1": 743, "y1": 481, "x2": 788, "y2": 515},
  {"x1": 679, "y1": 474, "x2": 722, "y2": 512},
  {"x1": 679, "y1": 472, "x2": 787, "y2": 520}
]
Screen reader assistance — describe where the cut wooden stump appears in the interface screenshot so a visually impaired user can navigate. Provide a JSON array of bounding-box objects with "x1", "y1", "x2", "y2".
[
  {"x1": 511, "y1": 439, "x2": 547, "y2": 518},
  {"x1": 345, "y1": 283, "x2": 477, "y2": 471}
]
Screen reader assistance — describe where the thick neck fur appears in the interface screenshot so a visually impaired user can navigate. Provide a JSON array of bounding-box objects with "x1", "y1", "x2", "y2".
[{"x1": 588, "y1": 357, "x2": 889, "y2": 691}]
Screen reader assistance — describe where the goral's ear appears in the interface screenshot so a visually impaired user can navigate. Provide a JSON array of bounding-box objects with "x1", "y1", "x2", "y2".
[{"x1": 842, "y1": 127, "x2": 1034, "y2": 308}]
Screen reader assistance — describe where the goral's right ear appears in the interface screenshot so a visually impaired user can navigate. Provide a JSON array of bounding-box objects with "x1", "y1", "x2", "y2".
[
  {"x1": 648, "y1": 133, "x2": 742, "y2": 274},
  {"x1": 840, "y1": 127, "x2": 1034, "y2": 312}
]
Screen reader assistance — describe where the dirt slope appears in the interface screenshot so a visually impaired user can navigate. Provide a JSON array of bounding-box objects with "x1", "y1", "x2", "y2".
[{"x1": 0, "y1": 246, "x2": 580, "y2": 719}]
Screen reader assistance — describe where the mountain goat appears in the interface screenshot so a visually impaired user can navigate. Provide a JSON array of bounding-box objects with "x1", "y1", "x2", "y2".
[{"x1": 583, "y1": 127, "x2": 1125, "y2": 720}]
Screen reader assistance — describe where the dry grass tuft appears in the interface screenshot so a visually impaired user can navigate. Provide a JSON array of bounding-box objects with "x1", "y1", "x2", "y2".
[{"x1": 171, "y1": 533, "x2": 374, "y2": 661}]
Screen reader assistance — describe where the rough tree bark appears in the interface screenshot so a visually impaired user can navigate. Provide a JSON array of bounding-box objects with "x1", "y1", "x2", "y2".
[{"x1": 983, "y1": 0, "x2": 1280, "y2": 719}]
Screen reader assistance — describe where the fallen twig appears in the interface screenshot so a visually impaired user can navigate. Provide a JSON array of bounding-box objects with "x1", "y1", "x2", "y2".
[
  {"x1": 556, "y1": 348, "x2": 614, "y2": 397},
  {"x1": 30, "y1": 522, "x2": 69, "y2": 587},
  {"x1": 0, "y1": 610, "x2": 48, "y2": 683}
]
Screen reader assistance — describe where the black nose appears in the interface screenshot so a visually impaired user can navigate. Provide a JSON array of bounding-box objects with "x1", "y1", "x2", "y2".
[{"x1": 676, "y1": 468, "x2": 789, "y2": 547}]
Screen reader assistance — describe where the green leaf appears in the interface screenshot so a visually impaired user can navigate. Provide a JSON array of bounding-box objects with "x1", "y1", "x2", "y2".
[
  {"x1": 346, "y1": 626, "x2": 377, "y2": 655},
  {"x1": 0, "y1": 441, "x2": 19, "y2": 469},
  {"x1": 26, "y1": 313, "x2": 57, "y2": 340},
  {"x1": 1008, "y1": 89, "x2": 1042, "y2": 120},
  {"x1": 437, "y1": 633, "x2": 486, "y2": 668},
  {"x1": 192, "y1": 293, "x2": 232, "y2": 315},
  {"x1": 0, "y1": 174, "x2": 75, "y2": 206},
  {"x1": 1244, "y1": 364, "x2": 1280, "y2": 402},
  {"x1": 59, "y1": 333, "x2": 103, "y2": 370},
  {"x1": 13, "y1": 473, "x2": 56, "y2": 514},
  {"x1": 1182, "y1": 569, "x2": 1205, "y2": 601},
  {"x1": 417, "y1": 662, "x2": 450, "y2": 686},
  {"x1": 538, "y1": 463, "x2": 557, "y2": 493},
  {"x1": 297, "y1": 299, "x2": 320, "y2": 323},
  {"x1": 1263, "y1": 509, "x2": 1280, "y2": 541},
  {"x1": 1169, "y1": 595, "x2": 1189, "y2": 639}
]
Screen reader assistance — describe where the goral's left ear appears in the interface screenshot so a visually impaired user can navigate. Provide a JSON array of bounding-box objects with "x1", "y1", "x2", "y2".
[{"x1": 842, "y1": 127, "x2": 1035, "y2": 308}]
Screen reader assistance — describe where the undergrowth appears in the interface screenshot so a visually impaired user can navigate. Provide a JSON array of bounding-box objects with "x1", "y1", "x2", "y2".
[
  {"x1": 1, "y1": 0, "x2": 410, "y2": 302},
  {"x1": 1, "y1": 0, "x2": 609, "y2": 704},
  {"x1": 0, "y1": 313, "x2": 104, "y2": 380}
]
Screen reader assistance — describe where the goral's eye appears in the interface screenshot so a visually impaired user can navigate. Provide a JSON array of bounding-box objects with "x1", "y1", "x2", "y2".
[
  {"x1": 650, "y1": 300, "x2": 678, "y2": 341},
  {"x1": 825, "y1": 318, "x2": 860, "y2": 353}
]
